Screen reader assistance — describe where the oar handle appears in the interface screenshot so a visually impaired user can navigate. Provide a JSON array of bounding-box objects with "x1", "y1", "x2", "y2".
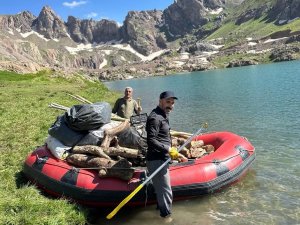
[
  {"x1": 106, "y1": 123, "x2": 208, "y2": 219},
  {"x1": 137, "y1": 98, "x2": 141, "y2": 107}
]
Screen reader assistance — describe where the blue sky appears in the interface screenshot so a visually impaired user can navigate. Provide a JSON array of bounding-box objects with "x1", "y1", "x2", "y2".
[{"x1": 0, "y1": 0, "x2": 174, "y2": 24}]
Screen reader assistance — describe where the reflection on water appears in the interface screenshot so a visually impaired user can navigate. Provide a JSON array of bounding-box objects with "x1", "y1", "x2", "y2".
[{"x1": 99, "y1": 61, "x2": 300, "y2": 225}]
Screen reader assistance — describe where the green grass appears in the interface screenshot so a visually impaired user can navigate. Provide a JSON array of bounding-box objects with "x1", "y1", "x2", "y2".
[
  {"x1": 210, "y1": 51, "x2": 271, "y2": 68},
  {"x1": 224, "y1": 0, "x2": 276, "y2": 19},
  {"x1": 0, "y1": 70, "x2": 119, "y2": 224},
  {"x1": 207, "y1": 18, "x2": 300, "y2": 47}
]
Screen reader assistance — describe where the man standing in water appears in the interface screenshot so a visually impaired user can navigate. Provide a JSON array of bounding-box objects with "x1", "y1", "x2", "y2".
[
  {"x1": 146, "y1": 91, "x2": 182, "y2": 222},
  {"x1": 112, "y1": 87, "x2": 142, "y2": 119}
]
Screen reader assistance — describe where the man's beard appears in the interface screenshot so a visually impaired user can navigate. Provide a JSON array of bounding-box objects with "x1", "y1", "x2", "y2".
[{"x1": 165, "y1": 107, "x2": 172, "y2": 115}]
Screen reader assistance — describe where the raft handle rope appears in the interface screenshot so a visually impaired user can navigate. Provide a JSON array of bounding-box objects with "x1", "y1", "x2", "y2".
[
  {"x1": 34, "y1": 151, "x2": 143, "y2": 179},
  {"x1": 35, "y1": 152, "x2": 47, "y2": 163},
  {"x1": 67, "y1": 166, "x2": 140, "y2": 170}
]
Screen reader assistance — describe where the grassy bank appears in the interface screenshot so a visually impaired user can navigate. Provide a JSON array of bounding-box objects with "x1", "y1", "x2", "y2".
[{"x1": 0, "y1": 70, "x2": 119, "y2": 224}]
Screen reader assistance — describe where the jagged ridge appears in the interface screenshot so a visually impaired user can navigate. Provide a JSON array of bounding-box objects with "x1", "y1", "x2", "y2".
[{"x1": 0, "y1": 0, "x2": 300, "y2": 78}]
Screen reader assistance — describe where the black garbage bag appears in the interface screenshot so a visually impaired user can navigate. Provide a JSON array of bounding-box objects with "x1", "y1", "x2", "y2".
[
  {"x1": 117, "y1": 125, "x2": 147, "y2": 154},
  {"x1": 64, "y1": 102, "x2": 111, "y2": 131},
  {"x1": 48, "y1": 116, "x2": 86, "y2": 147},
  {"x1": 76, "y1": 132, "x2": 102, "y2": 146}
]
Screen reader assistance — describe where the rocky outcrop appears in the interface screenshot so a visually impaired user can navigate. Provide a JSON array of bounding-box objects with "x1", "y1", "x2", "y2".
[
  {"x1": 66, "y1": 16, "x2": 88, "y2": 43},
  {"x1": 268, "y1": 0, "x2": 300, "y2": 24},
  {"x1": 73, "y1": 55, "x2": 103, "y2": 69},
  {"x1": 122, "y1": 10, "x2": 166, "y2": 55},
  {"x1": 269, "y1": 46, "x2": 300, "y2": 62},
  {"x1": 179, "y1": 39, "x2": 218, "y2": 55},
  {"x1": 32, "y1": 6, "x2": 68, "y2": 39},
  {"x1": 0, "y1": 11, "x2": 35, "y2": 33},
  {"x1": 235, "y1": 5, "x2": 269, "y2": 25},
  {"x1": 227, "y1": 59, "x2": 258, "y2": 68},
  {"x1": 163, "y1": 0, "x2": 225, "y2": 38},
  {"x1": 285, "y1": 34, "x2": 300, "y2": 43},
  {"x1": 66, "y1": 16, "x2": 120, "y2": 43},
  {"x1": 0, "y1": 60, "x2": 41, "y2": 74},
  {"x1": 206, "y1": 0, "x2": 226, "y2": 8},
  {"x1": 93, "y1": 19, "x2": 120, "y2": 43}
]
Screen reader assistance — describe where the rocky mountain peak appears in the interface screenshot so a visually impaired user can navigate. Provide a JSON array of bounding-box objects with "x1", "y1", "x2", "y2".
[
  {"x1": 93, "y1": 19, "x2": 120, "y2": 43},
  {"x1": 66, "y1": 16, "x2": 120, "y2": 44},
  {"x1": 163, "y1": 0, "x2": 225, "y2": 38},
  {"x1": 122, "y1": 10, "x2": 165, "y2": 55},
  {"x1": 0, "y1": 10, "x2": 35, "y2": 33},
  {"x1": 67, "y1": 16, "x2": 93, "y2": 43},
  {"x1": 33, "y1": 5, "x2": 68, "y2": 39},
  {"x1": 39, "y1": 6, "x2": 60, "y2": 19}
]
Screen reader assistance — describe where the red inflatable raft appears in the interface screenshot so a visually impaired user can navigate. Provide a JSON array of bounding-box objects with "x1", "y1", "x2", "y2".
[{"x1": 23, "y1": 131, "x2": 255, "y2": 207}]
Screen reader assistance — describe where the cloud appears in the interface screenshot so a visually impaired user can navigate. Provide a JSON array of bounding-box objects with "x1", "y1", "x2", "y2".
[
  {"x1": 63, "y1": 1, "x2": 87, "y2": 8},
  {"x1": 86, "y1": 12, "x2": 98, "y2": 18}
]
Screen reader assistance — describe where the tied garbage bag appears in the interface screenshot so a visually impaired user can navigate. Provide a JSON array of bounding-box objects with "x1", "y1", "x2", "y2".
[
  {"x1": 117, "y1": 125, "x2": 147, "y2": 152},
  {"x1": 48, "y1": 115, "x2": 86, "y2": 146},
  {"x1": 65, "y1": 102, "x2": 111, "y2": 131}
]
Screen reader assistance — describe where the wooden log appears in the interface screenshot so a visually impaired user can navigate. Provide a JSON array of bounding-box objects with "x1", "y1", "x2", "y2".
[
  {"x1": 72, "y1": 145, "x2": 111, "y2": 159},
  {"x1": 180, "y1": 147, "x2": 191, "y2": 158},
  {"x1": 101, "y1": 120, "x2": 130, "y2": 149},
  {"x1": 103, "y1": 146, "x2": 139, "y2": 158},
  {"x1": 188, "y1": 140, "x2": 204, "y2": 149},
  {"x1": 67, "y1": 154, "x2": 111, "y2": 168},
  {"x1": 98, "y1": 168, "x2": 135, "y2": 181},
  {"x1": 67, "y1": 153, "x2": 132, "y2": 168},
  {"x1": 72, "y1": 145, "x2": 139, "y2": 159},
  {"x1": 190, "y1": 147, "x2": 206, "y2": 158},
  {"x1": 177, "y1": 153, "x2": 188, "y2": 162},
  {"x1": 202, "y1": 144, "x2": 215, "y2": 153},
  {"x1": 66, "y1": 153, "x2": 134, "y2": 180},
  {"x1": 171, "y1": 137, "x2": 188, "y2": 149}
]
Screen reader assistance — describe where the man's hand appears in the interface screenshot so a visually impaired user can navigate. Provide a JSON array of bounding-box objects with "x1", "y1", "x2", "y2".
[{"x1": 169, "y1": 147, "x2": 179, "y2": 160}]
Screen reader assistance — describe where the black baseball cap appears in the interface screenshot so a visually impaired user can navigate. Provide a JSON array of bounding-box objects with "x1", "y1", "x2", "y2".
[{"x1": 159, "y1": 91, "x2": 178, "y2": 100}]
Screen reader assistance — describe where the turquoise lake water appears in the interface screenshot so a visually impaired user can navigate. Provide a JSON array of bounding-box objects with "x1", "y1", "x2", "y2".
[{"x1": 101, "y1": 61, "x2": 300, "y2": 225}]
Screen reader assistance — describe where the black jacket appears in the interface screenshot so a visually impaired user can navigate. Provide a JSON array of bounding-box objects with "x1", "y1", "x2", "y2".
[{"x1": 146, "y1": 106, "x2": 171, "y2": 161}]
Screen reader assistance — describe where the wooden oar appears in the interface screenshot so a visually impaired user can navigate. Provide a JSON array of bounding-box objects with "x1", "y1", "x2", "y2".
[
  {"x1": 106, "y1": 122, "x2": 208, "y2": 219},
  {"x1": 67, "y1": 93, "x2": 92, "y2": 104}
]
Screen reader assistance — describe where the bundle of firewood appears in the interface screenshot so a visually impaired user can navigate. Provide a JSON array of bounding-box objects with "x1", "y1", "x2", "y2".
[
  {"x1": 66, "y1": 145, "x2": 140, "y2": 180},
  {"x1": 65, "y1": 119, "x2": 144, "y2": 181},
  {"x1": 66, "y1": 134, "x2": 215, "y2": 180},
  {"x1": 171, "y1": 137, "x2": 215, "y2": 160}
]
